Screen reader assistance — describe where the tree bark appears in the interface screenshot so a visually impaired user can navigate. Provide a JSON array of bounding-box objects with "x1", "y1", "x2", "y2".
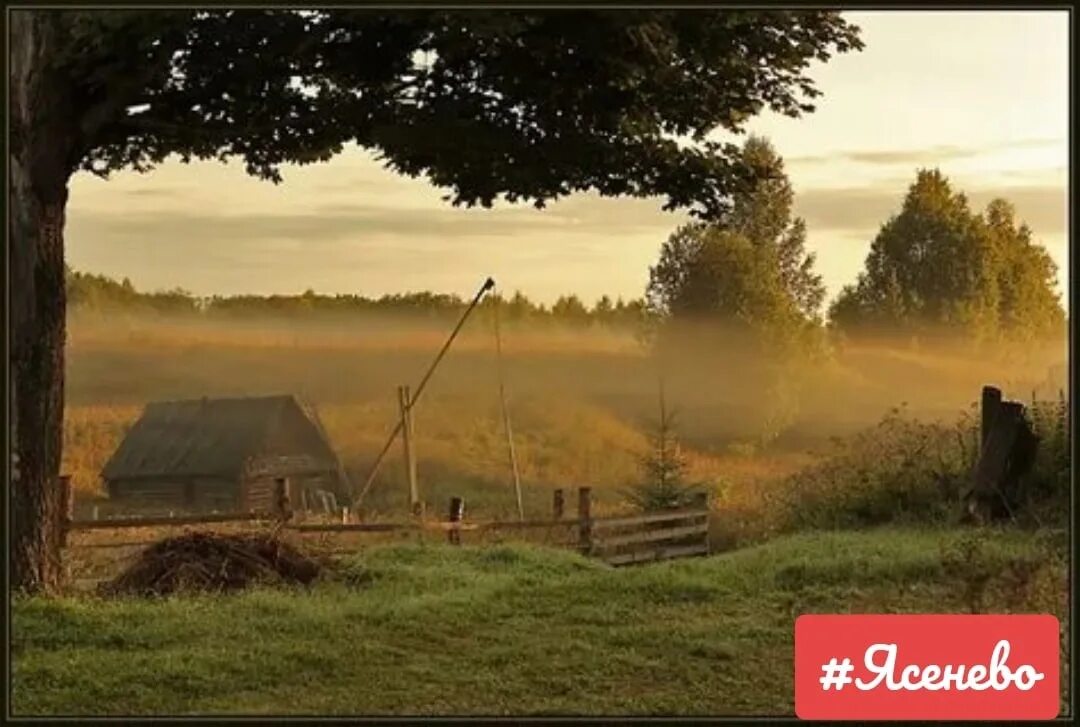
[{"x1": 9, "y1": 11, "x2": 77, "y2": 594}]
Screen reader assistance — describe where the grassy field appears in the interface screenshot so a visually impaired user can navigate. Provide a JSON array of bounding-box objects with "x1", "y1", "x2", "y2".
[{"x1": 12, "y1": 527, "x2": 1069, "y2": 716}]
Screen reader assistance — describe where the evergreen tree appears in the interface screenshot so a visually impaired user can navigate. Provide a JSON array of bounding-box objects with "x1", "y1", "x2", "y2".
[{"x1": 625, "y1": 382, "x2": 702, "y2": 511}]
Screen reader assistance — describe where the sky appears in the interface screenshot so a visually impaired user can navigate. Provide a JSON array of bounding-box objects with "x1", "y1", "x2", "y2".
[{"x1": 65, "y1": 10, "x2": 1070, "y2": 308}]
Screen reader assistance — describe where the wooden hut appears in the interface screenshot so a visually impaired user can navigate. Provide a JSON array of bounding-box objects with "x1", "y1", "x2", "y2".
[{"x1": 101, "y1": 394, "x2": 346, "y2": 513}]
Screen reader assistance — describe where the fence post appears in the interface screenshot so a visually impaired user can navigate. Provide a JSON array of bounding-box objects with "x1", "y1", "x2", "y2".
[
  {"x1": 553, "y1": 488, "x2": 564, "y2": 520},
  {"x1": 448, "y1": 496, "x2": 464, "y2": 545},
  {"x1": 577, "y1": 487, "x2": 592, "y2": 554},
  {"x1": 59, "y1": 475, "x2": 73, "y2": 548},
  {"x1": 971, "y1": 391, "x2": 1033, "y2": 523},
  {"x1": 694, "y1": 490, "x2": 710, "y2": 554}
]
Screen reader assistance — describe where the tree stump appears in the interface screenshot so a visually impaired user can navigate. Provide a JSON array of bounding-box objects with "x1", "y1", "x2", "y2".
[{"x1": 968, "y1": 389, "x2": 1038, "y2": 522}]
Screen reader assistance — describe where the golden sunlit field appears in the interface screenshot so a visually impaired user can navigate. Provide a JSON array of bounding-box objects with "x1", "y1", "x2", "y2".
[{"x1": 62, "y1": 309, "x2": 1067, "y2": 526}]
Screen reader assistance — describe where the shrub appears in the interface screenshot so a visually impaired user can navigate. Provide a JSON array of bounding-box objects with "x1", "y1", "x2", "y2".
[
  {"x1": 765, "y1": 404, "x2": 980, "y2": 532},
  {"x1": 1025, "y1": 389, "x2": 1070, "y2": 526},
  {"x1": 766, "y1": 392, "x2": 1070, "y2": 534}
]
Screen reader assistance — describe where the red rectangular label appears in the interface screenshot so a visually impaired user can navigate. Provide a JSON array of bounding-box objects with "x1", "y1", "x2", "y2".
[{"x1": 795, "y1": 614, "x2": 1060, "y2": 720}]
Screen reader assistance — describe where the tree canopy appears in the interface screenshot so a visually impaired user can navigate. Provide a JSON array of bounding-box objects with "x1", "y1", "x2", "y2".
[
  {"x1": 644, "y1": 136, "x2": 828, "y2": 444},
  {"x1": 829, "y1": 169, "x2": 1065, "y2": 344},
  {"x1": 646, "y1": 136, "x2": 826, "y2": 337},
  {"x1": 45, "y1": 10, "x2": 864, "y2": 219}
]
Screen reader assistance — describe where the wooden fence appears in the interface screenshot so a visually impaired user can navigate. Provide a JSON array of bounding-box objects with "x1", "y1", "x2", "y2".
[
  {"x1": 65, "y1": 487, "x2": 711, "y2": 567},
  {"x1": 585, "y1": 506, "x2": 710, "y2": 566}
]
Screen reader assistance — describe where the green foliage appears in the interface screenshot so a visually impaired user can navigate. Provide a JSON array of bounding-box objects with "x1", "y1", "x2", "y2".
[
  {"x1": 549, "y1": 295, "x2": 591, "y2": 328},
  {"x1": 939, "y1": 530, "x2": 998, "y2": 614},
  {"x1": 647, "y1": 136, "x2": 825, "y2": 324},
  {"x1": 65, "y1": 266, "x2": 198, "y2": 315},
  {"x1": 645, "y1": 136, "x2": 829, "y2": 443},
  {"x1": 1026, "y1": 389, "x2": 1070, "y2": 525},
  {"x1": 985, "y1": 199, "x2": 1068, "y2": 343},
  {"x1": 940, "y1": 528, "x2": 1067, "y2": 615},
  {"x1": 728, "y1": 136, "x2": 827, "y2": 321},
  {"x1": 766, "y1": 404, "x2": 980, "y2": 533},
  {"x1": 829, "y1": 169, "x2": 1065, "y2": 344},
  {"x1": 767, "y1": 395, "x2": 1071, "y2": 534},
  {"x1": 65, "y1": 267, "x2": 650, "y2": 330},
  {"x1": 46, "y1": 10, "x2": 864, "y2": 221}
]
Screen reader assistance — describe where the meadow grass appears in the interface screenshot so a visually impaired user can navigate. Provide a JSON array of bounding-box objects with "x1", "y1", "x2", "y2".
[{"x1": 12, "y1": 527, "x2": 1068, "y2": 716}]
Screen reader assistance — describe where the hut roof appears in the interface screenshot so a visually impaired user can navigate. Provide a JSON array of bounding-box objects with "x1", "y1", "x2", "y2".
[{"x1": 102, "y1": 394, "x2": 336, "y2": 480}]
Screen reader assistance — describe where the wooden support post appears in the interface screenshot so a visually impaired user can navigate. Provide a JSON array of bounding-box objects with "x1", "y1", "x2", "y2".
[
  {"x1": 275, "y1": 477, "x2": 292, "y2": 522},
  {"x1": 981, "y1": 386, "x2": 1003, "y2": 448},
  {"x1": 491, "y1": 295, "x2": 524, "y2": 522},
  {"x1": 448, "y1": 496, "x2": 464, "y2": 545},
  {"x1": 398, "y1": 385, "x2": 420, "y2": 514},
  {"x1": 341, "y1": 506, "x2": 349, "y2": 524},
  {"x1": 577, "y1": 487, "x2": 592, "y2": 554},
  {"x1": 553, "y1": 489, "x2": 565, "y2": 520},
  {"x1": 59, "y1": 475, "x2": 73, "y2": 548}
]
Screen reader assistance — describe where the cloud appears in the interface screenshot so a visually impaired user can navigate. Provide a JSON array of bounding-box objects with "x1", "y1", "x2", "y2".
[
  {"x1": 123, "y1": 187, "x2": 187, "y2": 198},
  {"x1": 72, "y1": 190, "x2": 685, "y2": 247},
  {"x1": 66, "y1": 193, "x2": 678, "y2": 301},
  {"x1": 788, "y1": 138, "x2": 1062, "y2": 167},
  {"x1": 794, "y1": 183, "x2": 1066, "y2": 236}
]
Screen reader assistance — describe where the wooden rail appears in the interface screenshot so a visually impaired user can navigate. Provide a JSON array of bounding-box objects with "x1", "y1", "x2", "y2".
[
  {"x1": 586, "y1": 492, "x2": 710, "y2": 566},
  {"x1": 67, "y1": 488, "x2": 712, "y2": 567},
  {"x1": 592, "y1": 520, "x2": 708, "y2": 550},
  {"x1": 69, "y1": 511, "x2": 265, "y2": 531},
  {"x1": 590, "y1": 508, "x2": 707, "y2": 529},
  {"x1": 604, "y1": 542, "x2": 710, "y2": 567},
  {"x1": 289, "y1": 522, "x2": 411, "y2": 533}
]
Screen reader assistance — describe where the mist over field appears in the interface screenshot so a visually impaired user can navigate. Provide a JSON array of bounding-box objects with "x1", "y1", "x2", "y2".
[{"x1": 62, "y1": 307, "x2": 1068, "y2": 521}]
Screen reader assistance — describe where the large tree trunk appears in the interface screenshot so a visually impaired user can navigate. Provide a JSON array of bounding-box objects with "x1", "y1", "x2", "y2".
[{"x1": 9, "y1": 11, "x2": 77, "y2": 594}]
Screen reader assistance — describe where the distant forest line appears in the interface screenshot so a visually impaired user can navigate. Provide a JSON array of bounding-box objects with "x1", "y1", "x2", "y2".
[{"x1": 65, "y1": 266, "x2": 651, "y2": 329}]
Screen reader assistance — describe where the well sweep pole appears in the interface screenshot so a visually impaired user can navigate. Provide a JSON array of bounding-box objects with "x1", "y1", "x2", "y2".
[{"x1": 353, "y1": 277, "x2": 496, "y2": 508}]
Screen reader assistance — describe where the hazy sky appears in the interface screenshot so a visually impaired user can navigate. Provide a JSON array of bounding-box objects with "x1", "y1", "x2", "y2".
[{"x1": 66, "y1": 10, "x2": 1070, "y2": 308}]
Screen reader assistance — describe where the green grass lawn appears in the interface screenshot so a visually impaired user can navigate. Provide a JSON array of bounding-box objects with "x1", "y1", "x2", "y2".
[{"x1": 11, "y1": 527, "x2": 1069, "y2": 716}]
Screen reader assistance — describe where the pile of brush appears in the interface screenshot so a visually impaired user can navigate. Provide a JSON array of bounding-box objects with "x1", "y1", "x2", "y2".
[{"x1": 101, "y1": 531, "x2": 320, "y2": 597}]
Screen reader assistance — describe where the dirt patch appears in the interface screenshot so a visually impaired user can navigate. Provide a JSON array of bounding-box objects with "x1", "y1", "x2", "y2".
[{"x1": 100, "y1": 531, "x2": 321, "y2": 597}]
